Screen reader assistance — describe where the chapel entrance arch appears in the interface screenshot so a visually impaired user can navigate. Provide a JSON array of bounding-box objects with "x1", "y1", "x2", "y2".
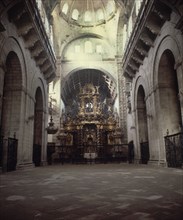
[
  {"x1": 158, "y1": 50, "x2": 182, "y2": 135},
  {"x1": 0, "y1": 52, "x2": 22, "y2": 171},
  {"x1": 158, "y1": 50, "x2": 182, "y2": 167},
  {"x1": 137, "y1": 85, "x2": 149, "y2": 164}
]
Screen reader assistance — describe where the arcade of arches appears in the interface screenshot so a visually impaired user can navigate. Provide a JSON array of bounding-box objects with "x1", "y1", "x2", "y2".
[{"x1": 0, "y1": 0, "x2": 183, "y2": 171}]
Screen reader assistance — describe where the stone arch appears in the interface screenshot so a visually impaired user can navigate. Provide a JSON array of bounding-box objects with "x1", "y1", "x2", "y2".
[
  {"x1": 61, "y1": 67, "x2": 117, "y2": 104},
  {"x1": 31, "y1": 76, "x2": 47, "y2": 113},
  {"x1": 61, "y1": 34, "x2": 115, "y2": 61},
  {"x1": 0, "y1": 37, "x2": 27, "y2": 129},
  {"x1": 60, "y1": 33, "x2": 105, "y2": 58},
  {"x1": 31, "y1": 77, "x2": 47, "y2": 166},
  {"x1": 0, "y1": 37, "x2": 27, "y2": 87},
  {"x1": 153, "y1": 36, "x2": 183, "y2": 164},
  {"x1": 133, "y1": 73, "x2": 149, "y2": 111},
  {"x1": 0, "y1": 51, "x2": 24, "y2": 171},
  {"x1": 1, "y1": 51, "x2": 23, "y2": 136},
  {"x1": 153, "y1": 35, "x2": 183, "y2": 95},
  {"x1": 0, "y1": 37, "x2": 29, "y2": 169},
  {"x1": 158, "y1": 50, "x2": 182, "y2": 135},
  {"x1": 133, "y1": 75, "x2": 149, "y2": 163},
  {"x1": 63, "y1": 66, "x2": 116, "y2": 85}
]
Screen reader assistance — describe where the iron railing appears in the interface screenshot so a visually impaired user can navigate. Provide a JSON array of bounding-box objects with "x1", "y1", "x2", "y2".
[
  {"x1": 164, "y1": 132, "x2": 183, "y2": 168},
  {"x1": 55, "y1": 144, "x2": 128, "y2": 164},
  {"x1": 0, "y1": 136, "x2": 18, "y2": 171}
]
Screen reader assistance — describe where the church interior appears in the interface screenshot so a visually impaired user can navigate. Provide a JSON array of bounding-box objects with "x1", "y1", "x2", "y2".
[
  {"x1": 0, "y1": 0, "x2": 183, "y2": 170},
  {"x1": 0, "y1": 0, "x2": 183, "y2": 172},
  {"x1": 0, "y1": 0, "x2": 183, "y2": 219}
]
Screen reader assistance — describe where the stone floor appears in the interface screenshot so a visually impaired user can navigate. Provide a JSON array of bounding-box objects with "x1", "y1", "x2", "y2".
[{"x1": 0, "y1": 164, "x2": 183, "y2": 220}]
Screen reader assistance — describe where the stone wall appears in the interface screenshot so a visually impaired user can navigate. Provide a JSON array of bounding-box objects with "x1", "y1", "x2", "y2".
[
  {"x1": 127, "y1": 12, "x2": 183, "y2": 165},
  {"x1": 0, "y1": 7, "x2": 49, "y2": 169}
]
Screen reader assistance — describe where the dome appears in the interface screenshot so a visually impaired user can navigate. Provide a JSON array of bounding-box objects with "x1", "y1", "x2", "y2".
[{"x1": 59, "y1": 0, "x2": 117, "y2": 27}]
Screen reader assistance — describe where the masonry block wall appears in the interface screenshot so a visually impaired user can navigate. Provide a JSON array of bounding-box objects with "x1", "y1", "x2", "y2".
[
  {"x1": 128, "y1": 12, "x2": 183, "y2": 166},
  {"x1": 0, "y1": 6, "x2": 48, "y2": 169}
]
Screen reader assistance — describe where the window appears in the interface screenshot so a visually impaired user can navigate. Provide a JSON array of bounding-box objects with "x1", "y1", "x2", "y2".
[
  {"x1": 97, "y1": 9, "x2": 104, "y2": 21},
  {"x1": 62, "y1": 3, "x2": 68, "y2": 14},
  {"x1": 96, "y1": 45, "x2": 102, "y2": 53},
  {"x1": 128, "y1": 16, "x2": 132, "y2": 37},
  {"x1": 75, "y1": 45, "x2": 80, "y2": 53},
  {"x1": 122, "y1": 24, "x2": 127, "y2": 51},
  {"x1": 72, "y1": 9, "x2": 79, "y2": 20},
  {"x1": 84, "y1": 11, "x2": 92, "y2": 22},
  {"x1": 136, "y1": 0, "x2": 143, "y2": 15},
  {"x1": 85, "y1": 41, "x2": 92, "y2": 53},
  {"x1": 106, "y1": 1, "x2": 115, "y2": 15}
]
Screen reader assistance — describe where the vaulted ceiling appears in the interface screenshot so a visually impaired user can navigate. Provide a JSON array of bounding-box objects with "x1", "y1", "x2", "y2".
[
  {"x1": 41, "y1": 0, "x2": 133, "y2": 107},
  {"x1": 62, "y1": 69, "x2": 117, "y2": 105}
]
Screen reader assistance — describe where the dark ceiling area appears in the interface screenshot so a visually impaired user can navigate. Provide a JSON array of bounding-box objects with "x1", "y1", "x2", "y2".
[{"x1": 61, "y1": 69, "x2": 117, "y2": 105}]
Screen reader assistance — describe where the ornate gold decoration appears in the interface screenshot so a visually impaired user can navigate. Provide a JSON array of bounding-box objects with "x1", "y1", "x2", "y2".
[{"x1": 58, "y1": 83, "x2": 122, "y2": 146}]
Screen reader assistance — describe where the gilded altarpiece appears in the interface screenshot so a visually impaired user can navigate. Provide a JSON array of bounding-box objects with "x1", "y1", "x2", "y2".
[{"x1": 56, "y1": 84, "x2": 127, "y2": 162}]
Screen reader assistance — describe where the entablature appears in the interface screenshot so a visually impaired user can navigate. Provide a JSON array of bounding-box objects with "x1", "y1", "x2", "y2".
[
  {"x1": 122, "y1": 0, "x2": 172, "y2": 80},
  {"x1": 7, "y1": 0, "x2": 56, "y2": 83}
]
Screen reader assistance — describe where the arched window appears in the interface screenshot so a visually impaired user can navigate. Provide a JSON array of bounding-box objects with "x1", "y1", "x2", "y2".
[
  {"x1": 84, "y1": 11, "x2": 92, "y2": 22},
  {"x1": 122, "y1": 24, "x2": 127, "y2": 51},
  {"x1": 106, "y1": 1, "x2": 114, "y2": 15},
  {"x1": 128, "y1": 16, "x2": 132, "y2": 37},
  {"x1": 62, "y1": 3, "x2": 68, "y2": 14},
  {"x1": 72, "y1": 9, "x2": 79, "y2": 20},
  {"x1": 85, "y1": 41, "x2": 92, "y2": 53},
  {"x1": 75, "y1": 45, "x2": 80, "y2": 53},
  {"x1": 96, "y1": 45, "x2": 102, "y2": 53},
  {"x1": 136, "y1": 0, "x2": 143, "y2": 15},
  {"x1": 97, "y1": 9, "x2": 104, "y2": 21}
]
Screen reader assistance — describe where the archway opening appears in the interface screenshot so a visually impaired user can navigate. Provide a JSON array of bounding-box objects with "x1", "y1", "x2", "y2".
[
  {"x1": 137, "y1": 85, "x2": 149, "y2": 164},
  {"x1": 158, "y1": 50, "x2": 182, "y2": 134},
  {"x1": 33, "y1": 88, "x2": 43, "y2": 166},
  {"x1": 158, "y1": 50, "x2": 182, "y2": 167},
  {"x1": 0, "y1": 51, "x2": 22, "y2": 171}
]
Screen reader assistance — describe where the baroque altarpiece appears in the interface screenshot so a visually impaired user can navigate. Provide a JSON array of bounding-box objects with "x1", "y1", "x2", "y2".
[{"x1": 48, "y1": 83, "x2": 127, "y2": 162}]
